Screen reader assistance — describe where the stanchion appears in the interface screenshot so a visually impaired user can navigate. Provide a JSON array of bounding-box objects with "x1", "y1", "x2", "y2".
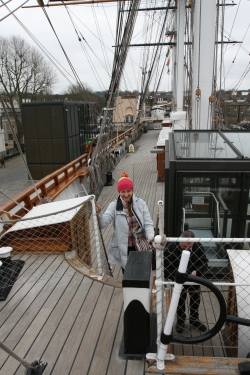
[{"x1": 119, "y1": 251, "x2": 152, "y2": 359}]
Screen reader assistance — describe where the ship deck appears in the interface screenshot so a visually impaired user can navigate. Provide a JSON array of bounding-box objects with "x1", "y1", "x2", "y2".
[{"x1": 0, "y1": 130, "x2": 246, "y2": 375}]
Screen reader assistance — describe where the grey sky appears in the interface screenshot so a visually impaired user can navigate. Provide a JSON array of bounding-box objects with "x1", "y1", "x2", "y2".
[{"x1": 0, "y1": 0, "x2": 250, "y2": 94}]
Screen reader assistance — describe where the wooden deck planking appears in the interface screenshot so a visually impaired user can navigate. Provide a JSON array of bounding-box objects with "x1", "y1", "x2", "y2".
[
  {"x1": 24, "y1": 275, "x2": 94, "y2": 375},
  {"x1": 0, "y1": 255, "x2": 64, "y2": 330},
  {"x1": 0, "y1": 254, "x2": 40, "y2": 310},
  {"x1": 87, "y1": 287, "x2": 124, "y2": 375},
  {"x1": 170, "y1": 284, "x2": 230, "y2": 359},
  {"x1": 68, "y1": 284, "x2": 116, "y2": 375},
  {"x1": 0, "y1": 257, "x2": 75, "y2": 372},
  {"x1": 106, "y1": 309, "x2": 127, "y2": 375},
  {"x1": 41, "y1": 278, "x2": 101, "y2": 375},
  {"x1": 126, "y1": 359, "x2": 145, "y2": 375}
]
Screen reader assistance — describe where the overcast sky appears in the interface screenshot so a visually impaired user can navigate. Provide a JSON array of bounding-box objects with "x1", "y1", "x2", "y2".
[{"x1": 0, "y1": 0, "x2": 250, "y2": 94}]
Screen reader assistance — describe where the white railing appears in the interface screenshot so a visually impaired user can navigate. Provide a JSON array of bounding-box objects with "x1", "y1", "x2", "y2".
[{"x1": 151, "y1": 237, "x2": 250, "y2": 369}]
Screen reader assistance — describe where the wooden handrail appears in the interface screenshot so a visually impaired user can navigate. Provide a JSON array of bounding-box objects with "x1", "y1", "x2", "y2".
[{"x1": 0, "y1": 153, "x2": 89, "y2": 218}]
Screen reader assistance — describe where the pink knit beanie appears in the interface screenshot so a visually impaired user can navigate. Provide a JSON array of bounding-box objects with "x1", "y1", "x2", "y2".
[{"x1": 117, "y1": 172, "x2": 134, "y2": 192}]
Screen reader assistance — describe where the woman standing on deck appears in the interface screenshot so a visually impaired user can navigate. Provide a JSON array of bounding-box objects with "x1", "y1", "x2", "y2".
[{"x1": 95, "y1": 172, "x2": 154, "y2": 272}]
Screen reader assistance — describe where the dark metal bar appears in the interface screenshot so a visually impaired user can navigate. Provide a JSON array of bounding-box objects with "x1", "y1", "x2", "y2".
[
  {"x1": 123, "y1": 6, "x2": 177, "y2": 11},
  {"x1": 219, "y1": 130, "x2": 244, "y2": 158},
  {"x1": 23, "y1": 1, "x2": 237, "y2": 9},
  {"x1": 114, "y1": 40, "x2": 240, "y2": 47},
  {"x1": 215, "y1": 192, "x2": 229, "y2": 238}
]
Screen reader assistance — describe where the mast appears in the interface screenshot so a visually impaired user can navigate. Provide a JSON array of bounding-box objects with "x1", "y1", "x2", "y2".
[
  {"x1": 191, "y1": 0, "x2": 217, "y2": 130},
  {"x1": 173, "y1": 0, "x2": 185, "y2": 113}
]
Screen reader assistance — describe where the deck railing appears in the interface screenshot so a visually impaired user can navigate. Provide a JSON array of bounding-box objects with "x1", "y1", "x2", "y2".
[{"x1": 153, "y1": 237, "x2": 250, "y2": 369}]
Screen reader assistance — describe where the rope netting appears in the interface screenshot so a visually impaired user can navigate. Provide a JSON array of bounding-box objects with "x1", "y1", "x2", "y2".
[
  {"x1": 156, "y1": 238, "x2": 250, "y2": 358},
  {"x1": 0, "y1": 195, "x2": 111, "y2": 297}
]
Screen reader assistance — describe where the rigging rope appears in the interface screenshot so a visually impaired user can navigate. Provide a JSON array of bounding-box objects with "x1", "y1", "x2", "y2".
[
  {"x1": 41, "y1": 5, "x2": 100, "y2": 106},
  {"x1": 139, "y1": 0, "x2": 172, "y2": 111},
  {"x1": 223, "y1": 23, "x2": 250, "y2": 88},
  {"x1": 91, "y1": 0, "x2": 141, "y2": 162},
  {"x1": 0, "y1": 0, "x2": 12, "y2": 8},
  {"x1": 0, "y1": 0, "x2": 29, "y2": 22},
  {"x1": 0, "y1": 0, "x2": 76, "y2": 86},
  {"x1": 0, "y1": 190, "x2": 29, "y2": 213},
  {"x1": 91, "y1": 4, "x2": 111, "y2": 74},
  {"x1": 63, "y1": 7, "x2": 108, "y2": 91}
]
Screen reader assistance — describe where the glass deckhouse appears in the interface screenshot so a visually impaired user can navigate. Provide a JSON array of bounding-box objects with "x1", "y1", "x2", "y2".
[{"x1": 164, "y1": 130, "x2": 250, "y2": 277}]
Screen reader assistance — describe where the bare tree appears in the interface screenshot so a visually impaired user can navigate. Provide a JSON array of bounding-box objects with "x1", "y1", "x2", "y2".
[
  {"x1": 63, "y1": 83, "x2": 105, "y2": 109},
  {"x1": 0, "y1": 36, "x2": 57, "y2": 143}
]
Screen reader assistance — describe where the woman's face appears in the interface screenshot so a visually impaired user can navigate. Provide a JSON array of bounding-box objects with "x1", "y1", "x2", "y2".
[{"x1": 119, "y1": 189, "x2": 133, "y2": 202}]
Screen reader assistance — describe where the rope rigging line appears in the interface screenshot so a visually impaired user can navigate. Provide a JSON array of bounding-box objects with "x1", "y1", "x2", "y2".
[
  {"x1": 139, "y1": 0, "x2": 172, "y2": 110},
  {"x1": 133, "y1": 1, "x2": 160, "y2": 93},
  {"x1": 212, "y1": 1, "x2": 219, "y2": 96},
  {"x1": 91, "y1": 0, "x2": 141, "y2": 161},
  {"x1": 63, "y1": 4, "x2": 108, "y2": 92},
  {"x1": 155, "y1": 54, "x2": 168, "y2": 92},
  {"x1": 222, "y1": 22, "x2": 250, "y2": 88},
  {"x1": 68, "y1": 6, "x2": 115, "y2": 55},
  {"x1": 102, "y1": 3, "x2": 115, "y2": 42},
  {"x1": 193, "y1": 0, "x2": 203, "y2": 130},
  {"x1": 0, "y1": 0, "x2": 29, "y2": 22},
  {"x1": 0, "y1": 209, "x2": 22, "y2": 219},
  {"x1": 223, "y1": 0, "x2": 242, "y2": 57},
  {"x1": 146, "y1": 6, "x2": 163, "y2": 91},
  {"x1": 132, "y1": 3, "x2": 165, "y2": 43},
  {"x1": 0, "y1": 190, "x2": 29, "y2": 213},
  {"x1": 152, "y1": 24, "x2": 170, "y2": 93},
  {"x1": 217, "y1": 0, "x2": 225, "y2": 130},
  {"x1": 80, "y1": 41, "x2": 107, "y2": 91},
  {"x1": 154, "y1": 8, "x2": 175, "y2": 93},
  {"x1": 68, "y1": 2, "x2": 145, "y2": 100},
  {"x1": 41, "y1": 6, "x2": 99, "y2": 105},
  {"x1": 0, "y1": 0, "x2": 12, "y2": 8},
  {"x1": 114, "y1": 2, "x2": 156, "y2": 96},
  {"x1": 66, "y1": 2, "x2": 146, "y2": 104},
  {"x1": 231, "y1": 63, "x2": 250, "y2": 92},
  {"x1": 119, "y1": 9, "x2": 146, "y2": 95},
  {"x1": 0, "y1": 0, "x2": 77, "y2": 87},
  {"x1": 184, "y1": 6, "x2": 193, "y2": 126},
  {"x1": 85, "y1": 39, "x2": 112, "y2": 75},
  {"x1": 91, "y1": 4, "x2": 111, "y2": 74},
  {"x1": 187, "y1": 2, "x2": 194, "y2": 120},
  {"x1": 66, "y1": 5, "x2": 130, "y2": 94},
  {"x1": 107, "y1": 0, "x2": 140, "y2": 106},
  {"x1": 197, "y1": 0, "x2": 201, "y2": 90}
]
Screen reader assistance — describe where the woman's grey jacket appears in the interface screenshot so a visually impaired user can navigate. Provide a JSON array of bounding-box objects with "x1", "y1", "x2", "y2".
[{"x1": 98, "y1": 195, "x2": 154, "y2": 269}]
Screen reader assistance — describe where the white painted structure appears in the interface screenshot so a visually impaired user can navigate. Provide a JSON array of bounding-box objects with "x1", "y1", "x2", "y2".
[
  {"x1": 150, "y1": 106, "x2": 165, "y2": 121},
  {"x1": 191, "y1": 0, "x2": 217, "y2": 130},
  {"x1": 5, "y1": 196, "x2": 92, "y2": 232},
  {"x1": 173, "y1": 0, "x2": 185, "y2": 113}
]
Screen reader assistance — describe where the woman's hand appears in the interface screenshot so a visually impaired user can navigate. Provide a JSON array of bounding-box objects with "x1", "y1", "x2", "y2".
[
  {"x1": 148, "y1": 238, "x2": 155, "y2": 248},
  {"x1": 95, "y1": 204, "x2": 101, "y2": 213}
]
